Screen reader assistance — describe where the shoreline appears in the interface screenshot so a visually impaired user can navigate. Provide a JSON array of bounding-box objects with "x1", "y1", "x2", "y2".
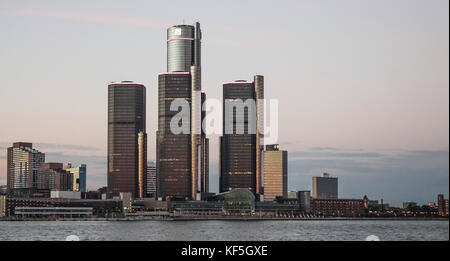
[{"x1": 1, "y1": 216, "x2": 448, "y2": 222}]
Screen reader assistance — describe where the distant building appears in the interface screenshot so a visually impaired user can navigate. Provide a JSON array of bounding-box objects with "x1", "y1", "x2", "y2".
[
  {"x1": 312, "y1": 198, "x2": 365, "y2": 217},
  {"x1": 298, "y1": 191, "x2": 311, "y2": 213},
  {"x1": 5, "y1": 197, "x2": 123, "y2": 218},
  {"x1": 146, "y1": 162, "x2": 157, "y2": 198},
  {"x1": 0, "y1": 195, "x2": 7, "y2": 217},
  {"x1": 437, "y1": 194, "x2": 448, "y2": 216},
  {"x1": 7, "y1": 142, "x2": 45, "y2": 192},
  {"x1": 64, "y1": 163, "x2": 87, "y2": 193},
  {"x1": 263, "y1": 144, "x2": 288, "y2": 201},
  {"x1": 50, "y1": 191, "x2": 81, "y2": 199},
  {"x1": 0, "y1": 185, "x2": 7, "y2": 195},
  {"x1": 37, "y1": 163, "x2": 73, "y2": 191},
  {"x1": 403, "y1": 202, "x2": 417, "y2": 210},
  {"x1": 287, "y1": 191, "x2": 298, "y2": 199},
  {"x1": 312, "y1": 173, "x2": 338, "y2": 199}
]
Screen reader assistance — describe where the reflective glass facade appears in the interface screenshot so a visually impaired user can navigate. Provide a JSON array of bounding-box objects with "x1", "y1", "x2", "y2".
[
  {"x1": 220, "y1": 82, "x2": 257, "y2": 194},
  {"x1": 157, "y1": 74, "x2": 192, "y2": 199},
  {"x1": 107, "y1": 82, "x2": 146, "y2": 198}
]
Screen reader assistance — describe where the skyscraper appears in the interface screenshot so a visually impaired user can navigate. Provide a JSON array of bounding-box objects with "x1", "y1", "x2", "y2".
[
  {"x1": 146, "y1": 161, "x2": 157, "y2": 198},
  {"x1": 312, "y1": 173, "x2": 338, "y2": 199},
  {"x1": 263, "y1": 144, "x2": 288, "y2": 201},
  {"x1": 220, "y1": 76, "x2": 264, "y2": 197},
  {"x1": 107, "y1": 81, "x2": 147, "y2": 198},
  {"x1": 7, "y1": 142, "x2": 45, "y2": 192},
  {"x1": 157, "y1": 22, "x2": 208, "y2": 200}
]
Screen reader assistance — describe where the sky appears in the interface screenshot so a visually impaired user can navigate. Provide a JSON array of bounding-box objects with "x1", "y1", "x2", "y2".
[{"x1": 0, "y1": 0, "x2": 448, "y2": 207}]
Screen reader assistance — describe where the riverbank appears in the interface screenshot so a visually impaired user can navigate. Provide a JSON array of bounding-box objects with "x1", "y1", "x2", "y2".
[{"x1": 0, "y1": 216, "x2": 448, "y2": 222}]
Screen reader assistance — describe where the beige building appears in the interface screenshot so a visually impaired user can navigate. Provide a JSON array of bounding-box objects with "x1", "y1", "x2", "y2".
[{"x1": 263, "y1": 144, "x2": 288, "y2": 201}]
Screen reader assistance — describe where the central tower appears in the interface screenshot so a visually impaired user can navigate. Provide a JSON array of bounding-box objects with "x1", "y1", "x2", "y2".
[{"x1": 157, "y1": 22, "x2": 208, "y2": 200}]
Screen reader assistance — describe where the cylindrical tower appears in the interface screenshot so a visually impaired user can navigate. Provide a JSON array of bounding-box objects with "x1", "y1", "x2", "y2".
[{"x1": 167, "y1": 25, "x2": 195, "y2": 72}]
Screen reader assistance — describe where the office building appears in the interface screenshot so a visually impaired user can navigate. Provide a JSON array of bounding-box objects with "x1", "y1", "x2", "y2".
[
  {"x1": 437, "y1": 194, "x2": 448, "y2": 216},
  {"x1": 64, "y1": 163, "x2": 87, "y2": 192},
  {"x1": 312, "y1": 173, "x2": 338, "y2": 199},
  {"x1": 107, "y1": 81, "x2": 147, "y2": 198},
  {"x1": 157, "y1": 22, "x2": 208, "y2": 200},
  {"x1": 220, "y1": 76, "x2": 264, "y2": 197},
  {"x1": 146, "y1": 162, "x2": 157, "y2": 198},
  {"x1": 7, "y1": 142, "x2": 45, "y2": 192},
  {"x1": 37, "y1": 163, "x2": 73, "y2": 191},
  {"x1": 263, "y1": 144, "x2": 288, "y2": 201}
]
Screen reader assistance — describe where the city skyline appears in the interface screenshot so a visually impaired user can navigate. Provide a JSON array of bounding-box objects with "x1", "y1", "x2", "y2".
[{"x1": 0, "y1": 0, "x2": 448, "y2": 206}]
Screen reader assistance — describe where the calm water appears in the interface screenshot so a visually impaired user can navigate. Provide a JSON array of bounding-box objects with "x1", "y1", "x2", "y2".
[{"x1": 0, "y1": 220, "x2": 448, "y2": 241}]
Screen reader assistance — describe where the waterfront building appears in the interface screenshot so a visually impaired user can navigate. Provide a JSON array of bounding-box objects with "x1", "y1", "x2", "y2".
[
  {"x1": 7, "y1": 142, "x2": 45, "y2": 192},
  {"x1": 0, "y1": 195, "x2": 6, "y2": 217},
  {"x1": 5, "y1": 197, "x2": 123, "y2": 218},
  {"x1": 220, "y1": 76, "x2": 264, "y2": 198},
  {"x1": 146, "y1": 162, "x2": 157, "y2": 198},
  {"x1": 0, "y1": 185, "x2": 7, "y2": 195},
  {"x1": 311, "y1": 198, "x2": 365, "y2": 217},
  {"x1": 437, "y1": 194, "x2": 448, "y2": 216},
  {"x1": 157, "y1": 22, "x2": 208, "y2": 200},
  {"x1": 50, "y1": 191, "x2": 81, "y2": 199},
  {"x1": 263, "y1": 144, "x2": 288, "y2": 201},
  {"x1": 312, "y1": 173, "x2": 338, "y2": 199},
  {"x1": 402, "y1": 201, "x2": 417, "y2": 210},
  {"x1": 64, "y1": 163, "x2": 87, "y2": 192},
  {"x1": 37, "y1": 163, "x2": 73, "y2": 191},
  {"x1": 107, "y1": 81, "x2": 147, "y2": 198},
  {"x1": 298, "y1": 191, "x2": 311, "y2": 213}
]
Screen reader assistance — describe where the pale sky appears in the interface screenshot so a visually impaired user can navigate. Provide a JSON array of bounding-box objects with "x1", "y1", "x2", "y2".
[{"x1": 0, "y1": 0, "x2": 448, "y2": 206}]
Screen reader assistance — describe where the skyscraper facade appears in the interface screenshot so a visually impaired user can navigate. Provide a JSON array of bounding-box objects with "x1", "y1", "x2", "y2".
[
  {"x1": 146, "y1": 161, "x2": 157, "y2": 198},
  {"x1": 263, "y1": 144, "x2": 288, "y2": 201},
  {"x1": 157, "y1": 22, "x2": 208, "y2": 200},
  {"x1": 107, "y1": 81, "x2": 147, "y2": 198},
  {"x1": 220, "y1": 76, "x2": 264, "y2": 197},
  {"x1": 312, "y1": 173, "x2": 338, "y2": 199},
  {"x1": 7, "y1": 142, "x2": 45, "y2": 192}
]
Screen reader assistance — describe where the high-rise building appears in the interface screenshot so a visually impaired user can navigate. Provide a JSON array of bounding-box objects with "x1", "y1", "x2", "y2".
[
  {"x1": 263, "y1": 144, "x2": 288, "y2": 201},
  {"x1": 220, "y1": 76, "x2": 264, "y2": 197},
  {"x1": 157, "y1": 22, "x2": 208, "y2": 200},
  {"x1": 312, "y1": 173, "x2": 338, "y2": 199},
  {"x1": 107, "y1": 81, "x2": 147, "y2": 198},
  {"x1": 7, "y1": 142, "x2": 45, "y2": 192},
  {"x1": 64, "y1": 163, "x2": 87, "y2": 192},
  {"x1": 37, "y1": 163, "x2": 73, "y2": 191},
  {"x1": 146, "y1": 161, "x2": 157, "y2": 198}
]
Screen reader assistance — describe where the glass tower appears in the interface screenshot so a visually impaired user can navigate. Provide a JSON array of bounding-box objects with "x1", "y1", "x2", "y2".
[
  {"x1": 107, "y1": 81, "x2": 146, "y2": 198},
  {"x1": 157, "y1": 22, "x2": 208, "y2": 200},
  {"x1": 220, "y1": 76, "x2": 264, "y2": 198}
]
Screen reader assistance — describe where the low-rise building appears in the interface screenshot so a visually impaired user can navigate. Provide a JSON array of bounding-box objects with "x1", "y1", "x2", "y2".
[{"x1": 311, "y1": 198, "x2": 365, "y2": 217}]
